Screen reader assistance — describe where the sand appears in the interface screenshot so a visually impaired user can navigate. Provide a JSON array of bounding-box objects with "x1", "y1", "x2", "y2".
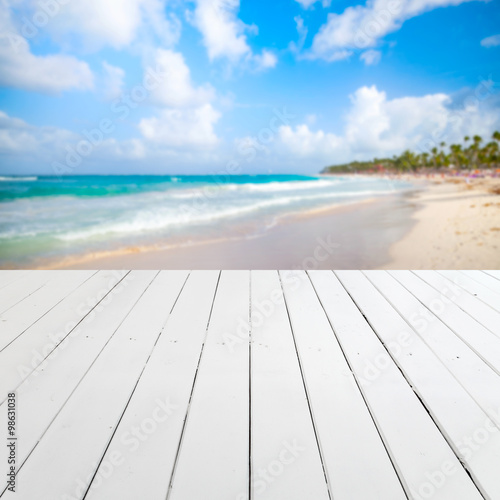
[
  {"x1": 54, "y1": 193, "x2": 416, "y2": 270},
  {"x1": 384, "y1": 177, "x2": 500, "y2": 269},
  {"x1": 46, "y1": 176, "x2": 500, "y2": 270}
]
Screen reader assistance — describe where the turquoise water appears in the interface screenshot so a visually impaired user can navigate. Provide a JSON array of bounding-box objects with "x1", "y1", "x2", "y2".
[{"x1": 0, "y1": 174, "x2": 411, "y2": 266}]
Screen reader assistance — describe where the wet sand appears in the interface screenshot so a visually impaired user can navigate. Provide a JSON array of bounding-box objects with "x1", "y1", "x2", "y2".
[{"x1": 55, "y1": 191, "x2": 418, "y2": 269}]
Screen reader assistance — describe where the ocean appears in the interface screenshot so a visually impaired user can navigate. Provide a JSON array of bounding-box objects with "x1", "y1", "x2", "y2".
[{"x1": 0, "y1": 174, "x2": 412, "y2": 266}]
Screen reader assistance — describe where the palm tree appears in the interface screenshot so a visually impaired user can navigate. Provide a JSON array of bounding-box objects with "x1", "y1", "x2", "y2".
[
  {"x1": 430, "y1": 147, "x2": 438, "y2": 169},
  {"x1": 421, "y1": 152, "x2": 430, "y2": 167},
  {"x1": 449, "y1": 144, "x2": 462, "y2": 169},
  {"x1": 471, "y1": 135, "x2": 483, "y2": 169}
]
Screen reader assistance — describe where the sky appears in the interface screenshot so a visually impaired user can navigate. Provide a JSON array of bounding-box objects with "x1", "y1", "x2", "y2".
[{"x1": 0, "y1": 0, "x2": 499, "y2": 175}]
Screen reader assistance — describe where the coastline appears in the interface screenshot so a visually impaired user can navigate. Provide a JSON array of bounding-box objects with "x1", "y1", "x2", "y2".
[
  {"x1": 7, "y1": 174, "x2": 499, "y2": 270},
  {"x1": 47, "y1": 191, "x2": 418, "y2": 270}
]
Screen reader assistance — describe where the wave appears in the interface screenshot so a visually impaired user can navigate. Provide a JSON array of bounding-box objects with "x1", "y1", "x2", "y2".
[
  {"x1": 239, "y1": 179, "x2": 337, "y2": 192},
  {"x1": 56, "y1": 188, "x2": 394, "y2": 242},
  {"x1": 0, "y1": 176, "x2": 38, "y2": 182}
]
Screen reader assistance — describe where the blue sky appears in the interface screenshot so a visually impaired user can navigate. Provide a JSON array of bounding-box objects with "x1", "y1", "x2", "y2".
[{"x1": 0, "y1": 0, "x2": 499, "y2": 175}]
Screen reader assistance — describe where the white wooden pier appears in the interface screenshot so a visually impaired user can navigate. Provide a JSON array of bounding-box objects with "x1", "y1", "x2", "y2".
[{"x1": 1, "y1": 270, "x2": 500, "y2": 500}]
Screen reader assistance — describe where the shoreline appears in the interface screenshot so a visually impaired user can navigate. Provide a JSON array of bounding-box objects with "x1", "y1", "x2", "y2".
[
  {"x1": 46, "y1": 190, "x2": 418, "y2": 270},
  {"x1": 5, "y1": 174, "x2": 499, "y2": 270}
]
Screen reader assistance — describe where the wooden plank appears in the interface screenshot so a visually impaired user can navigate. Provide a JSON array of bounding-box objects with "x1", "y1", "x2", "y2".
[
  {"x1": 364, "y1": 270, "x2": 500, "y2": 428},
  {"x1": 0, "y1": 271, "x2": 58, "y2": 314},
  {"x1": 484, "y1": 270, "x2": 500, "y2": 281},
  {"x1": 415, "y1": 270, "x2": 500, "y2": 335},
  {"x1": 308, "y1": 270, "x2": 482, "y2": 500},
  {"x1": 338, "y1": 270, "x2": 500, "y2": 499},
  {"x1": 461, "y1": 270, "x2": 500, "y2": 294},
  {"x1": 0, "y1": 271, "x2": 131, "y2": 397},
  {"x1": 249, "y1": 271, "x2": 330, "y2": 500},
  {"x1": 168, "y1": 271, "x2": 250, "y2": 500},
  {"x1": 390, "y1": 271, "x2": 500, "y2": 375},
  {"x1": 5, "y1": 271, "x2": 188, "y2": 499},
  {"x1": 280, "y1": 271, "x2": 406, "y2": 500},
  {"x1": 0, "y1": 270, "x2": 95, "y2": 351},
  {"x1": 0, "y1": 270, "x2": 28, "y2": 289},
  {"x1": 438, "y1": 270, "x2": 500, "y2": 312},
  {"x1": 0, "y1": 271, "x2": 158, "y2": 470},
  {"x1": 85, "y1": 271, "x2": 220, "y2": 500}
]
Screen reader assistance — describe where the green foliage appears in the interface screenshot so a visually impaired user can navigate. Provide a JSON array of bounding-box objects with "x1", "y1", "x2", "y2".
[{"x1": 321, "y1": 131, "x2": 500, "y2": 173}]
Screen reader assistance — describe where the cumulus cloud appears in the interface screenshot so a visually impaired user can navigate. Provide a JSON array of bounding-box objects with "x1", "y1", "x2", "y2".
[
  {"x1": 102, "y1": 62, "x2": 125, "y2": 100},
  {"x1": 277, "y1": 84, "x2": 500, "y2": 165},
  {"x1": 360, "y1": 49, "x2": 381, "y2": 65},
  {"x1": 148, "y1": 49, "x2": 215, "y2": 107},
  {"x1": 0, "y1": 35, "x2": 94, "y2": 93},
  {"x1": 0, "y1": 110, "x2": 76, "y2": 156},
  {"x1": 139, "y1": 104, "x2": 221, "y2": 147},
  {"x1": 253, "y1": 49, "x2": 278, "y2": 70},
  {"x1": 191, "y1": 0, "x2": 277, "y2": 69},
  {"x1": 17, "y1": 0, "x2": 181, "y2": 50},
  {"x1": 294, "y1": 0, "x2": 331, "y2": 8},
  {"x1": 481, "y1": 34, "x2": 500, "y2": 48},
  {"x1": 0, "y1": 7, "x2": 93, "y2": 93},
  {"x1": 309, "y1": 0, "x2": 482, "y2": 61}
]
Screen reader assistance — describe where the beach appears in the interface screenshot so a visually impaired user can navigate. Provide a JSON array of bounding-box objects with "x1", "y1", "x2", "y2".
[
  {"x1": 54, "y1": 193, "x2": 415, "y2": 269},
  {"x1": 56, "y1": 175, "x2": 500, "y2": 270},
  {"x1": 1, "y1": 174, "x2": 499, "y2": 270},
  {"x1": 385, "y1": 176, "x2": 500, "y2": 269}
]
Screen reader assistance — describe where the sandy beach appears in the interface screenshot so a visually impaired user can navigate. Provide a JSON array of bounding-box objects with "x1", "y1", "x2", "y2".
[
  {"x1": 385, "y1": 176, "x2": 500, "y2": 269},
  {"x1": 45, "y1": 175, "x2": 500, "y2": 270}
]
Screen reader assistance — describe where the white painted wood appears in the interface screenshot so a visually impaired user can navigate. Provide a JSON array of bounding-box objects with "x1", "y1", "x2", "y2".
[
  {"x1": 0, "y1": 271, "x2": 158, "y2": 470},
  {"x1": 338, "y1": 270, "x2": 500, "y2": 499},
  {"x1": 249, "y1": 271, "x2": 330, "y2": 500},
  {"x1": 364, "y1": 270, "x2": 500, "y2": 429},
  {"x1": 0, "y1": 271, "x2": 130, "y2": 397},
  {"x1": 390, "y1": 271, "x2": 500, "y2": 375},
  {"x1": 438, "y1": 270, "x2": 500, "y2": 313},
  {"x1": 415, "y1": 270, "x2": 500, "y2": 335},
  {"x1": 168, "y1": 271, "x2": 250, "y2": 500},
  {"x1": 86, "y1": 271, "x2": 220, "y2": 500},
  {"x1": 461, "y1": 270, "x2": 500, "y2": 294},
  {"x1": 484, "y1": 270, "x2": 500, "y2": 281},
  {"x1": 0, "y1": 270, "x2": 28, "y2": 289},
  {"x1": 280, "y1": 270, "x2": 406, "y2": 500},
  {"x1": 0, "y1": 270, "x2": 95, "y2": 351},
  {"x1": 0, "y1": 271, "x2": 55, "y2": 313},
  {"x1": 6, "y1": 271, "x2": 188, "y2": 500},
  {"x1": 308, "y1": 270, "x2": 482, "y2": 500}
]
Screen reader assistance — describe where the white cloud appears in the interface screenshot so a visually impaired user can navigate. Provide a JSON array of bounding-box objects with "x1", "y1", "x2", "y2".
[
  {"x1": 294, "y1": 0, "x2": 331, "y2": 8},
  {"x1": 253, "y1": 49, "x2": 278, "y2": 70},
  {"x1": 360, "y1": 49, "x2": 381, "y2": 65},
  {"x1": 309, "y1": 0, "x2": 482, "y2": 61},
  {"x1": 0, "y1": 111, "x2": 76, "y2": 156},
  {"x1": 102, "y1": 62, "x2": 125, "y2": 100},
  {"x1": 481, "y1": 34, "x2": 500, "y2": 48},
  {"x1": 191, "y1": 0, "x2": 277, "y2": 69},
  {"x1": 0, "y1": 5, "x2": 94, "y2": 94},
  {"x1": 148, "y1": 49, "x2": 215, "y2": 107},
  {"x1": 0, "y1": 34, "x2": 94, "y2": 93},
  {"x1": 15, "y1": 0, "x2": 180, "y2": 50},
  {"x1": 191, "y1": 0, "x2": 251, "y2": 61},
  {"x1": 139, "y1": 104, "x2": 221, "y2": 147},
  {"x1": 277, "y1": 85, "x2": 500, "y2": 165}
]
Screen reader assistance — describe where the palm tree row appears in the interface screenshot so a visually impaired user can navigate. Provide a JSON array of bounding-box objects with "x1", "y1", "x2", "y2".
[{"x1": 322, "y1": 131, "x2": 500, "y2": 173}]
